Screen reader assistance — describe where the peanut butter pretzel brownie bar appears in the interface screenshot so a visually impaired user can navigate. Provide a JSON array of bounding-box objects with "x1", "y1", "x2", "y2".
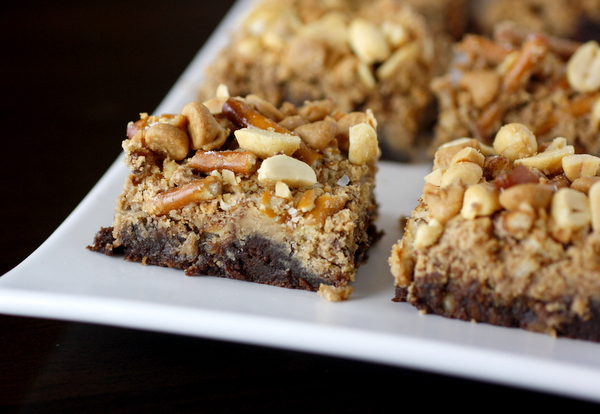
[
  {"x1": 88, "y1": 89, "x2": 380, "y2": 301},
  {"x1": 430, "y1": 23, "x2": 600, "y2": 156},
  {"x1": 474, "y1": 0, "x2": 586, "y2": 39},
  {"x1": 390, "y1": 124, "x2": 600, "y2": 341},
  {"x1": 199, "y1": 0, "x2": 437, "y2": 160}
]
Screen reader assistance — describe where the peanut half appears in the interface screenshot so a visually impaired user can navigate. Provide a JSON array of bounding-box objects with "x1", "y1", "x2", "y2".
[
  {"x1": 235, "y1": 128, "x2": 301, "y2": 158},
  {"x1": 144, "y1": 123, "x2": 190, "y2": 161},
  {"x1": 348, "y1": 18, "x2": 390, "y2": 65},
  {"x1": 348, "y1": 122, "x2": 378, "y2": 165},
  {"x1": 567, "y1": 40, "x2": 600, "y2": 93},
  {"x1": 257, "y1": 154, "x2": 317, "y2": 188},
  {"x1": 182, "y1": 102, "x2": 228, "y2": 151}
]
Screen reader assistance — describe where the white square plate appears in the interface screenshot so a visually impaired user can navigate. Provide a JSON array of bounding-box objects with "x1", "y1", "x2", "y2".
[{"x1": 1, "y1": 0, "x2": 600, "y2": 403}]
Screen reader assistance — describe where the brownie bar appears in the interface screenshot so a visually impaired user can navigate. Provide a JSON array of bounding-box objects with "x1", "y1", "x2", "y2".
[
  {"x1": 198, "y1": 0, "x2": 440, "y2": 160},
  {"x1": 390, "y1": 124, "x2": 600, "y2": 341},
  {"x1": 89, "y1": 90, "x2": 380, "y2": 301},
  {"x1": 430, "y1": 22, "x2": 600, "y2": 156}
]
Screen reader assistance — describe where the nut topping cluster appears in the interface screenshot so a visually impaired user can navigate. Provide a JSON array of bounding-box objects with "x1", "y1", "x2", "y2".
[
  {"x1": 431, "y1": 23, "x2": 600, "y2": 157},
  {"x1": 416, "y1": 123, "x2": 600, "y2": 248},
  {"x1": 122, "y1": 86, "x2": 379, "y2": 223},
  {"x1": 199, "y1": 0, "x2": 435, "y2": 159}
]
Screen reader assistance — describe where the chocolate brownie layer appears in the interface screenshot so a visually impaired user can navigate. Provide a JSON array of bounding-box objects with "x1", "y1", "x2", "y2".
[
  {"x1": 90, "y1": 222, "x2": 380, "y2": 291},
  {"x1": 395, "y1": 276, "x2": 600, "y2": 342},
  {"x1": 90, "y1": 92, "x2": 380, "y2": 301}
]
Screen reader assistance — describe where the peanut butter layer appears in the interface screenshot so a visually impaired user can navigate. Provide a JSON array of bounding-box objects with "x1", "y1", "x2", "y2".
[
  {"x1": 89, "y1": 89, "x2": 380, "y2": 301},
  {"x1": 390, "y1": 124, "x2": 600, "y2": 341}
]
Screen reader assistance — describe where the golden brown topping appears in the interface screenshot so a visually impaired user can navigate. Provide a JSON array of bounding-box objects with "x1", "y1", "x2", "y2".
[
  {"x1": 460, "y1": 182, "x2": 501, "y2": 219},
  {"x1": 297, "y1": 99, "x2": 333, "y2": 123},
  {"x1": 294, "y1": 119, "x2": 338, "y2": 150},
  {"x1": 423, "y1": 181, "x2": 466, "y2": 225},
  {"x1": 278, "y1": 115, "x2": 309, "y2": 131},
  {"x1": 571, "y1": 176, "x2": 600, "y2": 194},
  {"x1": 145, "y1": 176, "x2": 222, "y2": 216},
  {"x1": 433, "y1": 138, "x2": 481, "y2": 170},
  {"x1": 440, "y1": 162, "x2": 483, "y2": 187},
  {"x1": 296, "y1": 189, "x2": 318, "y2": 213},
  {"x1": 450, "y1": 147, "x2": 485, "y2": 167},
  {"x1": 259, "y1": 190, "x2": 277, "y2": 219},
  {"x1": 144, "y1": 123, "x2": 190, "y2": 161},
  {"x1": 304, "y1": 194, "x2": 346, "y2": 226},
  {"x1": 515, "y1": 145, "x2": 575, "y2": 175},
  {"x1": 499, "y1": 183, "x2": 554, "y2": 212},
  {"x1": 376, "y1": 42, "x2": 420, "y2": 81},
  {"x1": 292, "y1": 141, "x2": 323, "y2": 166},
  {"x1": 336, "y1": 111, "x2": 377, "y2": 152},
  {"x1": 182, "y1": 102, "x2": 228, "y2": 151},
  {"x1": 414, "y1": 219, "x2": 444, "y2": 249},
  {"x1": 257, "y1": 154, "x2": 316, "y2": 188},
  {"x1": 458, "y1": 70, "x2": 501, "y2": 108},
  {"x1": 483, "y1": 155, "x2": 512, "y2": 181},
  {"x1": 492, "y1": 123, "x2": 537, "y2": 162},
  {"x1": 188, "y1": 150, "x2": 258, "y2": 176}
]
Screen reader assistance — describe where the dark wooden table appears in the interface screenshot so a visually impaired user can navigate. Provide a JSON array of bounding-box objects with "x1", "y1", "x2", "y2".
[{"x1": 1, "y1": 1, "x2": 598, "y2": 411}]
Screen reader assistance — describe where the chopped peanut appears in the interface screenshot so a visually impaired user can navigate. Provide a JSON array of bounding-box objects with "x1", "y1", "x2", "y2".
[
  {"x1": 499, "y1": 183, "x2": 554, "y2": 212},
  {"x1": 348, "y1": 123, "x2": 379, "y2": 165},
  {"x1": 294, "y1": 119, "x2": 337, "y2": 150},
  {"x1": 144, "y1": 123, "x2": 190, "y2": 161},
  {"x1": 516, "y1": 145, "x2": 575, "y2": 175},
  {"x1": 562, "y1": 154, "x2": 600, "y2": 182},
  {"x1": 551, "y1": 187, "x2": 591, "y2": 242},
  {"x1": 460, "y1": 182, "x2": 501, "y2": 219},
  {"x1": 182, "y1": 102, "x2": 228, "y2": 151},
  {"x1": 414, "y1": 219, "x2": 444, "y2": 249},
  {"x1": 493, "y1": 123, "x2": 537, "y2": 162},
  {"x1": 348, "y1": 18, "x2": 390, "y2": 65}
]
